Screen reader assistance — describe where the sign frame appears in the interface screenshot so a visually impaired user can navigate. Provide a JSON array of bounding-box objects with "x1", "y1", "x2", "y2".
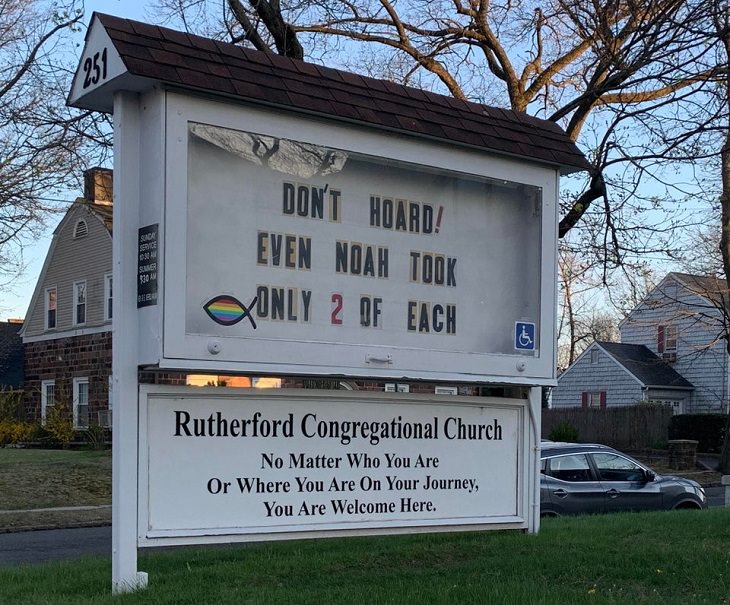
[
  {"x1": 157, "y1": 92, "x2": 560, "y2": 384},
  {"x1": 137, "y1": 385, "x2": 534, "y2": 547}
]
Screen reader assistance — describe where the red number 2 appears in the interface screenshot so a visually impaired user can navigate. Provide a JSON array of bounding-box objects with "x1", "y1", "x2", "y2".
[{"x1": 331, "y1": 293, "x2": 343, "y2": 325}]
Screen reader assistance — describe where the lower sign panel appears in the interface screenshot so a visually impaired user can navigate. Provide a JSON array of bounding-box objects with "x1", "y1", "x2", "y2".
[{"x1": 138, "y1": 387, "x2": 528, "y2": 545}]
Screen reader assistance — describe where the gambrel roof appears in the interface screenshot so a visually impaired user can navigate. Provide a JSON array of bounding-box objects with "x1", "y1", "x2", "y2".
[
  {"x1": 69, "y1": 13, "x2": 590, "y2": 175},
  {"x1": 595, "y1": 341, "x2": 693, "y2": 390},
  {"x1": 18, "y1": 200, "x2": 113, "y2": 339}
]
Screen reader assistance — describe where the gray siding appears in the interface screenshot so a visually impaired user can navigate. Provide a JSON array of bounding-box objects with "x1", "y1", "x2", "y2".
[
  {"x1": 24, "y1": 204, "x2": 112, "y2": 338},
  {"x1": 552, "y1": 345, "x2": 644, "y2": 408},
  {"x1": 620, "y1": 276, "x2": 728, "y2": 413}
]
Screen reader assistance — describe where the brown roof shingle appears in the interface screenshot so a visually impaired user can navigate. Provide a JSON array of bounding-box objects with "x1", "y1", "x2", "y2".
[{"x1": 88, "y1": 13, "x2": 590, "y2": 173}]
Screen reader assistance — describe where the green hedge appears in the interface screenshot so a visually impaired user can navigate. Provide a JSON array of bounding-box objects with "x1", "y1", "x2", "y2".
[{"x1": 668, "y1": 414, "x2": 727, "y2": 453}]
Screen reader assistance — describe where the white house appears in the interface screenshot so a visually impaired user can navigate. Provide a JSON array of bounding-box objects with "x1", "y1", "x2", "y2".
[{"x1": 553, "y1": 272, "x2": 730, "y2": 414}]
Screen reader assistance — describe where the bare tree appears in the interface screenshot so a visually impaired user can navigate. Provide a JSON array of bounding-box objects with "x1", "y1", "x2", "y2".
[
  {"x1": 558, "y1": 244, "x2": 621, "y2": 370},
  {"x1": 710, "y1": 0, "x2": 730, "y2": 473},
  {"x1": 0, "y1": 0, "x2": 112, "y2": 287},
  {"x1": 151, "y1": 0, "x2": 724, "y2": 276}
]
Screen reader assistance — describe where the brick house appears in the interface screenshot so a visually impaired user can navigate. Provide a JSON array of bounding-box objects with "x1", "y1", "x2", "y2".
[
  {"x1": 552, "y1": 272, "x2": 730, "y2": 414},
  {"x1": 20, "y1": 169, "x2": 114, "y2": 428},
  {"x1": 0, "y1": 320, "x2": 24, "y2": 390}
]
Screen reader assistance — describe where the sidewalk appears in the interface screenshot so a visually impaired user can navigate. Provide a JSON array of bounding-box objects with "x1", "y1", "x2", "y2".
[
  {"x1": 697, "y1": 453, "x2": 720, "y2": 472},
  {"x1": 0, "y1": 505, "x2": 111, "y2": 515}
]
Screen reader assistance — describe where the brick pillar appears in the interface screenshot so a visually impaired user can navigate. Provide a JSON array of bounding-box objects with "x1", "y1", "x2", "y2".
[{"x1": 667, "y1": 439, "x2": 699, "y2": 470}]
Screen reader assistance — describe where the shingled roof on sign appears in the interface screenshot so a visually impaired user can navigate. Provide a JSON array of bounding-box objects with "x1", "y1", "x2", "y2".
[{"x1": 71, "y1": 13, "x2": 590, "y2": 174}]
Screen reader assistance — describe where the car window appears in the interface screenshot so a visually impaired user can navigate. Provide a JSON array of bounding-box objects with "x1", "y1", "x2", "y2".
[
  {"x1": 546, "y1": 454, "x2": 593, "y2": 482},
  {"x1": 592, "y1": 453, "x2": 645, "y2": 482}
]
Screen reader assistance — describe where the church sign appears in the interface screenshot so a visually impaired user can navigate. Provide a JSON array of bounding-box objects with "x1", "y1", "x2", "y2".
[{"x1": 68, "y1": 11, "x2": 586, "y2": 594}]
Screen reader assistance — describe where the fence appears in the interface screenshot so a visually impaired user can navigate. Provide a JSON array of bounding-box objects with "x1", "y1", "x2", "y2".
[{"x1": 542, "y1": 404, "x2": 674, "y2": 450}]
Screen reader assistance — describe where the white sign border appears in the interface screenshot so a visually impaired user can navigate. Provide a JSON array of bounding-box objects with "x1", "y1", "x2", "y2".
[
  {"x1": 160, "y1": 92, "x2": 559, "y2": 384},
  {"x1": 137, "y1": 385, "x2": 531, "y2": 547}
]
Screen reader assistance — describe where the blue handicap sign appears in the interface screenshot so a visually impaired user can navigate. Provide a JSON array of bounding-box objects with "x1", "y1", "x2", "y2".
[{"x1": 515, "y1": 322, "x2": 536, "y2": 351}]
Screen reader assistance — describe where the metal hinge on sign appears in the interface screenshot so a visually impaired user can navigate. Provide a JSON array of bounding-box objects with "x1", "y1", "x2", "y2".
[{"x1": 365, "y1": 354, "x2": 392, "y2": 365}]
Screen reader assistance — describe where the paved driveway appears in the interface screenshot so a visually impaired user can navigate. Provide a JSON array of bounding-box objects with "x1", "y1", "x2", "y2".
[{"x1": 0, "y1": 526, "x2": 111, "y2": 567}]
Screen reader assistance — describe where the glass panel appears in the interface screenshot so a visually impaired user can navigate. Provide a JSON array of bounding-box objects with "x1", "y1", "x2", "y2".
[
  {"x1": 77, "y1": 405, "x2": 89, "y2": 428},
  {"x1": 75, "y1": 380, "x2": 89, "y2": 428},
  {"x1": 665, "y1": 325, "x2": 677, "y2": 351},
  {"x1": 185, "y1": 123, "x2": 543, "y2": 357},
  {"x1": 46, "y1": 384, "x2": 55, "y2": 406},
  {"x1": 592, "y1": 453, "x2": 645, "y2": 481},
  {"x1": 548, "y1": 454, "x2": 593, "y2": 482},
  {"x1": 74, "y1": 282, "x2": 87, "y2": 325},
  {"x1": 107, "y1": 276, "x2": 113, "y2": 319},
  {"x1": 47, "y1": 289, "x2": 57, "y2": 329}
]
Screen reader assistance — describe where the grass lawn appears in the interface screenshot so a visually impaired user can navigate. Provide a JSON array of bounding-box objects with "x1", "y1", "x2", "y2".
[
  {"x1": 0, "y1": 449, "x2": 111, "y2": 531},
  {"x1": 0, "y1": 508, "x2": 728, "y2": 604}
]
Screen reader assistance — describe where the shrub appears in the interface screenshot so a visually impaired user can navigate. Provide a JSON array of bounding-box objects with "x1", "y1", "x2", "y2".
[
  {"x1": 668, "y1": 414, "x2": 726, "y2": 453},
  {"x1": 0, "y1": 420, "x2": 37, "y2": 446},
  {"x1": 45, "y1": 400, "x2": 75, "y2": 447},
  {"x1": 548, "y1": 422, "x2": 579, "y2": 443},
  {"x1": 83, "y1": 424, "x2": 108, "y2": 450},
  {"x1": 0, "y1": 388, "x2": 24, "y2": 422}
]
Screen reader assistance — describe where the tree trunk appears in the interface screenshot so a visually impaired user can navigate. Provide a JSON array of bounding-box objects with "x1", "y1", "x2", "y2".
[{"x1": 716, "y1": 8, "x2": 730, "y2": 474}]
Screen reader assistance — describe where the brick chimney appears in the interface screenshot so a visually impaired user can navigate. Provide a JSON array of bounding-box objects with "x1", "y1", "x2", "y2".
[{"x1": 84, "y1": 167, "x2": 113, "y2": 205}]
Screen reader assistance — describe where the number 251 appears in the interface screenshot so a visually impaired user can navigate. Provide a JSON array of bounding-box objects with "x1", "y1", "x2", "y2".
[{"x1": 82, "y1": 48, "x2": 108, "y2": 88}]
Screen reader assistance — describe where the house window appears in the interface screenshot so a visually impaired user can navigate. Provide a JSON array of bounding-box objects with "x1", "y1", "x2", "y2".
[
  {"x1": 590, "y1": 349, "x2": 599, "y2": 364},
  {"x1": 658, "y1": 325, "x2": 677, "y2": 353},
  {"x1": 73, "y1": 377, "x2": 89, "y2": 429},
  {"x1": 104, "y1": 274, "x2": 113, "y2": 321},
  {"x1": 45, "y1": 287, "x2": 57, "y2": 330},
  {"x1": 435, "y1": 386, "x2": 458, "y2": 395},
  {"x1": 41, "y1": 380, "x2": 55, "y2": 426},
  {"x1": 582, "y1": 391, "x2": 606, "y2": 409},
  {"x1": 73, "y1": 219, "x2": 88, "y2": 239},
  {"x1": 73, "y1": 281, "x2": 87, "y2": 325}
]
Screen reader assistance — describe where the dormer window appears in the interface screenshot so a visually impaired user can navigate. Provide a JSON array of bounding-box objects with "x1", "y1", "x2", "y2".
[{"x1": 73, "y1": 219, "x2": 88, "y2": 239}]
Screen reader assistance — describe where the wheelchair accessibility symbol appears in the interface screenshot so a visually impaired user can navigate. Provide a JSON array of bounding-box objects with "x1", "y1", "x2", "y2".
[{"x1": 515, "y1": 322, "x2": 536, "y2": 351}]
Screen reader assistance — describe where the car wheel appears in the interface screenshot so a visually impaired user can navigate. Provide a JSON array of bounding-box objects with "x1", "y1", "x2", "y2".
[
  {"x1": 540, "y1": 510, "x2": 560, "y2": 518},
  {"x1": 672, "y1": 501, "x2": 702, "y2": 510}
]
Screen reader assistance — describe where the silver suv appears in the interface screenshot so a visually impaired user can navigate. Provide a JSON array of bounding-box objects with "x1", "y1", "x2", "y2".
[{"x1": 540, "y1": 442, "x2": 706, "y2": 516}]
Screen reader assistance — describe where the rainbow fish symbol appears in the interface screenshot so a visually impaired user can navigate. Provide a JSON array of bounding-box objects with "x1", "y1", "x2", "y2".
[{"x1": 203, "y1": 295, "x2": 258, "y2": 328}]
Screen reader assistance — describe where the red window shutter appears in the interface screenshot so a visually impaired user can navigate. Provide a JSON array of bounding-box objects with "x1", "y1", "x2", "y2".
[
  {"x1": 581, "y1": 392, "x2": 588, "y2": 409},
  {"x1": 657, "y1": 325, "x2": 665, "y2": 353},
  {"x1": 600, "y1": 392, "x2": 607, "y2": 410}
]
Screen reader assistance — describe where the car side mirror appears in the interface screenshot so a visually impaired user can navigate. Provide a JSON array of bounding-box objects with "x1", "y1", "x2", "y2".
[{"x1": 644, "y1": 470, "x2": 656, "y2": 482}]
